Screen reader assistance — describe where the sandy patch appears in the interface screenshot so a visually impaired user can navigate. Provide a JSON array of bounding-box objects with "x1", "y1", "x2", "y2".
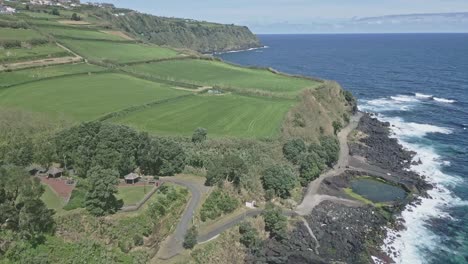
[
  {"x1": 0, "y1": 56, "x2": 82, "y2": 71},
  {"x1": 100, "y1": 30, "x2": 134, "y2": 40},
  {"x1": 58, "y1": 20, "x2": 91, "y2": 25}
]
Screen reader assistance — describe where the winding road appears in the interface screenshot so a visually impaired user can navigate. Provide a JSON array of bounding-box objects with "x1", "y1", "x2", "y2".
[
  {"x1": 156, "y1": 176, "x2": 210, "y2": 260},
  {"x1": 155, "y1": 112, "x2": 364, "y2": 260}
]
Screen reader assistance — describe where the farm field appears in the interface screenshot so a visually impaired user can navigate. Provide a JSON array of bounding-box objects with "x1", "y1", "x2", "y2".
[
  {"x1": 117, "y1": 186, "x2": 151, "y2": 205},
  {"x1": 124, "y1": 59, "x2": 320, "y2": 96},
  {"x1": 41, "y1": 27, "x2": 129, "y2": 41},
  {"x1": 0, "y1": 73, "x2": 190, "y2": 121},
  {"x1": 111, "y1": 94, "x2": 295, "y2": 138},
  {"x1": 60, "y1": 39, "x2": 181, "y2": 64},
  {"x1": 0, "y1": 28, "x2": 44, "y2": 41},
  {"x1": 21, "y1": 11, "x2": 61, "y2": 19},
  {"x1": 0, "y1": 43, "x2": 70, "y2": 63},
  {"x1": 0, "y1": 63, "x2": 106, "y2": 87}
]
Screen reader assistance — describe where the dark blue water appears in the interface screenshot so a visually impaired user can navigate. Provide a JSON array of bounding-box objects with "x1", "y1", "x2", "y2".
[{"x1": 220, "y1": 34, "x2": 468, "y2": 264}]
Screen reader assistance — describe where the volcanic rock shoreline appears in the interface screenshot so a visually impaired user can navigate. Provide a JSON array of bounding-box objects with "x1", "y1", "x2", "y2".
[{"x1": 248, "y1": 113, "x2": 433, "y2": 264}]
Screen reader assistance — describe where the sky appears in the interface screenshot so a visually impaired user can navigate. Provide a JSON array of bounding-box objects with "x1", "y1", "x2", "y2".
[{"x1": 93, "y1": 0, "x2": 468, "y2": 33}]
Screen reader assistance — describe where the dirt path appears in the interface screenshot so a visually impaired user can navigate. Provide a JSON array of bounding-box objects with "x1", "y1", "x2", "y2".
[
  {"x1": 0, "y1": 43, "x2": 82, "y2": 71},
  {"x1": 296, "y1": 112, "x2": 363, "y2": 216}
]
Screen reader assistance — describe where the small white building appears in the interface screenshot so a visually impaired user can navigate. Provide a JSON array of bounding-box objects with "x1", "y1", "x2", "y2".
[{"x1": 0, "y1": 5, "x2": 16, "y2": 14}]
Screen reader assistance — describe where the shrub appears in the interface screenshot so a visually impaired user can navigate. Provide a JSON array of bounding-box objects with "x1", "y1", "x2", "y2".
[
  {"x1": 200, "y1": 190, "x2": 239, "y2": 221},
  {"x1": 332, "y1": 120, "x2": 343, "y2": 135},
  {"x1": 262, "y1": 203, "x2": 287, "y2": 240},
  {"x1": 192, "y1": 127, "x2": 207, "y2": 143},
  {"x1": 133, "y1": 234, "x2": 144, "y2": 246},
  {"x1": 282, "y1": 139, "x2": 306, "y2": 164},
  {"x1": 183, "y1": 226, "x2": 198, "y2": 249},
  {"x1": 239, "y1": 222, "x2": 261, "y2": 252}
]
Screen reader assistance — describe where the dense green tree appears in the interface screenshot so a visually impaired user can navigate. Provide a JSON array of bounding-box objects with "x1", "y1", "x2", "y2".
[
  {"x1": 0, "y1": 166, "x2": 55, "y2": 241},
  {"x1": 50, "y1": 8, "x2": 60, "y2": 16},
  {"x1": 298, "y1": 152, "x2": 323, "y2": 186},
  {"x1": 282, "y1": 139, "x2": 307, "y2": 164},
  {"x1": 183, "y1": 226, "x2": 198, "y2": 249},
  {"x1": 262, "y1": 203, "x2": 287, "y2": 241},
  {"x1": 261, "y1": 165, "x2": 296, "y2": 199},
  {"x1": 239, "y1": 222, "x2": 261, "y2": 252},
  {"x1": 191, "y1": 127, "x2": 207, "y2": 143},
  {"x1": 205, "y1": 154, "x2": 247, "y2": 187},
  {"x1": 71, "y1": 13, "x2": 81, "y2": 21},
  {"x1": 84, "y1": 166, "x2": 122, "y2": 216},
  {"x1": 319, "y1": 136, "x2": 340, "y2": 166}
]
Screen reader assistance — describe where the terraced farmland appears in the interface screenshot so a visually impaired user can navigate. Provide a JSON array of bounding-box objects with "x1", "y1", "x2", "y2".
[
  {"x1": 60, "y1": 39, "x2": 181, "y2": 64},
  {"x1": 124, "y1": 59, "x2": 320, "y2": 96},
  {"x1": 0, "y1": 63, "x2": 106, "y2": 87},
  {"x1": 41, "y1": 27, "x2": 129, "y2": 41},
  {"x1": 0, "y1": 43, "x2": 70, "y2": 63},
  {"x1": 0, "y1": 73, "x2": 190, "y2": 121},
  {"x1": 0, "y1": 28, "x2": 44, "y2": 41},
  {"x1": 110, "y1": 94, "x2": 295, "y2": 138}
]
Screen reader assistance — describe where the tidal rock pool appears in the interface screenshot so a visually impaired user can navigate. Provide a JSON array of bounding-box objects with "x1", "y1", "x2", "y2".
[{"x1": 351, "y1": 178, "x2": 407, "y2": 203}]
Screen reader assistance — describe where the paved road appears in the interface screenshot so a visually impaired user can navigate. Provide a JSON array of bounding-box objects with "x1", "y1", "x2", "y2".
[
  {"x1": 296, "y1": 112, "x2": 364, "y2": 216},
  {"x1": 156, "y1": 112, "x2": 365, "y2": 259},
  {"x1": 157, "y1": 177, "x2": 209, "y2": 260}
]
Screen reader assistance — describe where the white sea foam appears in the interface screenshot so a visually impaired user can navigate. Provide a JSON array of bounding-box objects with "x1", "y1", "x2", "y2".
[
  {"x1": 358, "y1": 96, "x2": 417, "y2": 112},
  {"x1": 366, "y1": 112, "x2": 465, "y2": 264},
  {"x1": 415, "y1": 93, "x2": 433, "y2": 99},
  {"x1": 213, "y1": 46, "x2": 269, "y2": 55},
  {"x1": 433, "y1": 97, "x2": 456, "y2": 104},
  {"x1": 380, "y1": 116, "x2": 452, "y2": 137},
  {"x1": 390, "y1": 95, "x2": 419, "y2": 102}
]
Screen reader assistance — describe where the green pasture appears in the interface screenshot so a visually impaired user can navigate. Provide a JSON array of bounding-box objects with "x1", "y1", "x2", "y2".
[
  {"x1": 0, "y1": 73, "x2": 190, "y2": 121},
  {"x1": 117, "y1": 186, "x2": 151, "y2": 205},
  {"x1": 42, "y1": 27, "x2": 128, "y2": 41},
  {"x1": 0, "y1": 43, "x2": 69, "y2": 63},
  {"x1": 0, "y1": 63, "x2": 106, "y2": 87},
  {"x1": 60, "y1": 39, "x2": 181, "y2": 64},
  {"x1": 0, "y1": 28, "x2": 43, "y2": 41},
  {"x1": 111, "y1": 94, "x2": 295, "y2": 138},
  {"x1": 21, "y1": 11, "x2": 60, "y2": 19},
  {"x1": 124, "y1": 59, "x2": 320, "y2": 95}
]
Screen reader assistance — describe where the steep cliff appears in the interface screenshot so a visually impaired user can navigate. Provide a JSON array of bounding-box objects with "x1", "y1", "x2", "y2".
[{"x1": 92, "y1": 9, "x2": 262, "y2": 53}]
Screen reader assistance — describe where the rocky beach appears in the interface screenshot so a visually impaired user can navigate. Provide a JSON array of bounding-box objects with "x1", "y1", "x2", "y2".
[{"x1": 248, "y1": 113, "x2": 433, "y2": 263}]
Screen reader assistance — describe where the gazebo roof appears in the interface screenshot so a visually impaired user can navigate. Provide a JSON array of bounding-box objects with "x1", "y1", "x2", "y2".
[
  {"x1": 48, "y1": 167, "x2": 63, "y2": 175},
  {"x1": 124, "y1": 173, "x2": 140, "y2": 180}
]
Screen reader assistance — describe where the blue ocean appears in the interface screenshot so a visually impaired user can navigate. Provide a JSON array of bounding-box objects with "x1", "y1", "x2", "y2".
[{"x1": 219, "y1": 34, "x2": 468, "y2": 264}]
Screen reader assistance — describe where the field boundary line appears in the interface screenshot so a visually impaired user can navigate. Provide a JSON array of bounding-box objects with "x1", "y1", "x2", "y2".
[
  {"x1": 0, "y1": 70, "x2": 112, "y2": 90},
  {"x1": 95, "y1": 93, "x2": 196, "y2": 122}
]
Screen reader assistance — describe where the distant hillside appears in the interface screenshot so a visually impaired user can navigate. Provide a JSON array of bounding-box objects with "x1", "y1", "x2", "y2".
[{"x1": 91, "y1": 9, "x2": 261, "y2": 53}]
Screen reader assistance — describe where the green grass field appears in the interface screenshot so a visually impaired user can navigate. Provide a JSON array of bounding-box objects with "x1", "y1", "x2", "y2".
[
  {"x1": 0, "y1": 73, "x2": 190, "y2": 121},
  {"x1": 117, "y1": 186, "x2": 150, "y2": 205},
  {"x1": 0, "y1": 43, "x2": 70, "y2": 63},
  {"x1": 41, "y1": 27, "x2": 128, "y2": 41},
  {"x1": 21, "y1": 11, "x2": 60, "y2": 19},
  {"x1": 41, "y1": 184, "x2": 65, "y2": 213},
  {"x1": 0, "y1": 28, "x2": 44, "y2": 41},
  {"x1": 111, "y1": 94, "x2": 295, "y2": 138},
  {"x1": 60, "y1": 39, "x2": 181, "y2": 64},
  {"x1": 124, "y1": 59, "x2": 320, "y2": 95},
  {"x1": 0, "y1": 63, "x2": 106, "y2": 87}
]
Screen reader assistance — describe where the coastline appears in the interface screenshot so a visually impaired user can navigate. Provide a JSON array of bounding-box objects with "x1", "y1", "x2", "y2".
[{"x1": 210, "y1": 45, "x2": 269, "y2": 55}]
